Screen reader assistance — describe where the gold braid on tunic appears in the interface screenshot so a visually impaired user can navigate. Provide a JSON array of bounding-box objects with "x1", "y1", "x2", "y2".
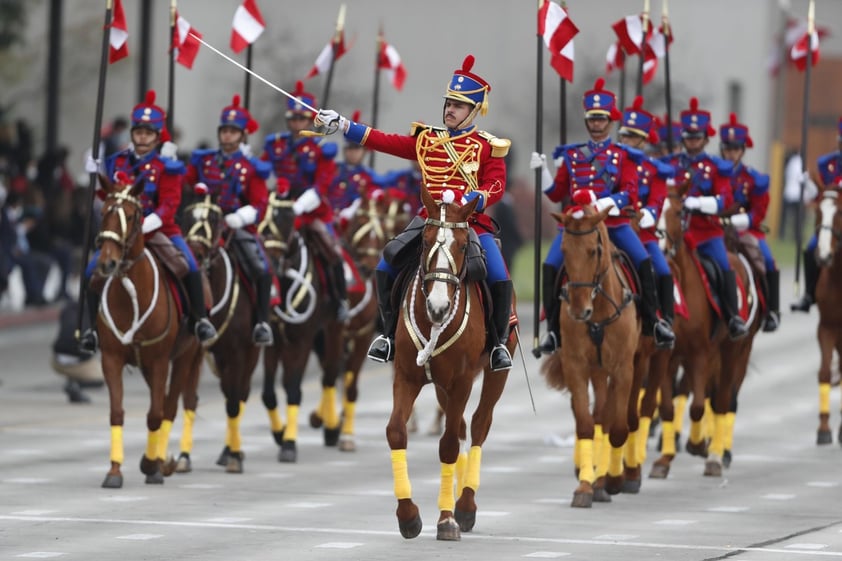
[{"x1": 414, "y1": 127, "x2": 483, "y2": 198}]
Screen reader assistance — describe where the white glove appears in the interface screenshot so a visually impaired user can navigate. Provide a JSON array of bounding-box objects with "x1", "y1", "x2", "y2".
[
  {"x1": 697, "y1": 196, "x2": 719, "y2": 215},
  {"x1": 315, "y1": 109, "x2": 348, "y2": 134},
  {"x1": 665, "y1": 177, "x2": 676, "y2": 187},
  {"x1": 292, "y1": 187, "x2": 322, "y2": 216},
  {"x1": 683, "y1": 196, "x2": 701, "y2": 211},
  {"x1": 224, "y1": 212, "x2": 244, "y2": 230},
  {"x1": 639, "y1": 208, "x2": 656, "y2": 229},
  {"x1": 595, "y1": 196, "x2": 620, "y2": 216},
  {"x1": 224, "y1": 205, "x2": 258, "y2": 230},
  {"x1": 339, "y1": 198, "x2": 361, "y2": 221},
  {"x1": 553, "y1": 155, "x2": 565, "y2": 168},
  {"x1": 239, "y1": 142, "x2": 253, "y2": 158},
  {"x1": 160, "y1": 141, "x2": 178, "y2": 160},
  {"x1": 142, "y1": 213, "x2": 163, "y2": 234},
  {"x1": 85, "y1": 154, "x2": 100, "y2": 174},
  {"x1": 730, "y1": 213, "x2": 750, "y2": 231},
  {"x1": 529, "y1": 152, "x2": 546, "y2": 170},
  {"x1": 530, "y1": 152, "x2": 555, "y2": 192}
]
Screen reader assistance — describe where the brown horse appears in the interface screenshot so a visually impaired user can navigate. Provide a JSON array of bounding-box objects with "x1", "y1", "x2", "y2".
[
  {"x1": 177, "y1": 192, "x2": 263, "y2": 474},
  {"x1": 386, "y1": 188, "x2": 515, "y2": 541},
  {"x1": 94, "y1": 174, "x2": 203, "y2": 488},
  {"x1": 259, "y1": 192, "x2": 345, "y2": 463},
  {"x1": 814, "y1": 189, "x2": 842, "y2": 445},
  {"x1": 541, "y1": 204, "x2": 639, "y2": 508}
]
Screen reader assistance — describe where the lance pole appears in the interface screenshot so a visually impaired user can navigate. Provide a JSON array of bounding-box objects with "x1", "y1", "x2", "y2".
[
  {"x1": 532, "y1": 0, "x2": 546, "y2": 357},
  {"x1": 636, "y1": 0, "x2": 650, "y2": 97},
  {"x1": 244, "y1": 45, "x2": 254, "y2": 110},
  {"x1": 559, "y1": 1, "x2": 568, "y2": 146},
  {"x1": 794, "y1": 0, "x2": 815, "y2": 291},
  {"x1": 369, "y1": 26, "x2": 383, "y2": 169},
  {"x1": 321, "y1": 3, "x2": 345, "y2": 109},
  {"x1": 662, "y1": 0, "x2": 674, "y2": 154},
  {"x1": 166, "y1": 0, "x2": 176, "y2": 132}
]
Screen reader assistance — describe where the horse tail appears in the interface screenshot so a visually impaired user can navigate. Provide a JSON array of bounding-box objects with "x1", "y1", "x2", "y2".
[{"x1": 540, "y1": 351, "x2": 567, "y2": 391}]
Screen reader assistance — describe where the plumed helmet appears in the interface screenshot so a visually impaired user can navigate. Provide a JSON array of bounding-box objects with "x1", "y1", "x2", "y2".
[
  {"x1": 219, "y1": 94, "x2": 259, "y2": 134},
  {"x1": 444, "y1": 55, "x2": 491, "y2": 116},
  {"x1": 619, "y1": 96, "x2": 659, "y2": 144},
  {"x1": 719, "y1": 113, "x2": 754, "y2": 148},
  {"x1": 131, "y1": 90, "x2": 170, "y2": 142},
  {"x1": 286, "y1": 81, "x2": 317, "y2": 119},
  {"x1": 680, "y1": 97, "x2": 716, "y2": 138}
]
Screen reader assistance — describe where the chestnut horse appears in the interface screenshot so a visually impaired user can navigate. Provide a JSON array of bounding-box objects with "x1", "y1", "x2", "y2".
[
  {"x1": 814, "y1": 189, "x2": 842, "y2": 445},
  {"x1": 259, "y1": 192, "x2": 345, "y2": 463},
  {"x1": 95, "y1": 174, "x2": 203, "y2": 488},
  {"x1": 386, "y1": 188, "x2": 516, "y2": 541},
  {"x1": 177, "y1": 192, "x2": 263, "y2": 474},
  {"x1": 541, "y1": 204, "x2": 640, "y2": 508}
]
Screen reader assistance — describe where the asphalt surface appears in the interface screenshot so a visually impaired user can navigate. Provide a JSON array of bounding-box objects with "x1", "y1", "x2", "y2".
[{"x1": 1, "y1": 301, "x2": 841, "y2": 561}]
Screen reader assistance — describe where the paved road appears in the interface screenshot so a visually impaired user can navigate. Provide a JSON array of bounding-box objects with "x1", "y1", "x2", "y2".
[{"x1": 1, "y1": 305, "x2": 841, "y2": 561}]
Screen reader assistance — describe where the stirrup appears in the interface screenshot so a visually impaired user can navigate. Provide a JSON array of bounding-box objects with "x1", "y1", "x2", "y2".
[
  {"x1": 194, "y1": 318, "x2": 217, "y2": 346},
  {"x1": 653, "y1": 320, "x2": 675, "y2": 349},
  {"x1": 762, "y1": 311, "x2": 780, "y2": 333},
  {"x1": 790, "y1": 295, "x2": 813, "y2": 313},
  {"x1": 78, "y1": 329, "x2": 99, "y2": 353},
  {"x1": 367, "y1": 335, "x2": 394, "y2": 363},
  {"x1": 538, "y1": 331, "x2": 559, "y2": 356},
  {"x1": 252, "y1": 322, "x2": 273, "y2": 346},
  {"x1": 727, "y1": 317, "x2": 749, "y2": 340},
  {"x1": 490, "y1": 344, "x2": 513, "y2": 372}
]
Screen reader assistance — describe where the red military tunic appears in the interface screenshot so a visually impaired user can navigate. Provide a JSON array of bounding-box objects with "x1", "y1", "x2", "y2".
[
  {"x1": 730, "y1": 163, "x2": 770, "y2": 239},
  {"x1": 636, "y1": 155, "x2": 671, "y2": 244},
  {"x1": 346, "y1": 121, "x2": 508, "y2": 232},
  {"x1": 664, "y1": 152, "x2": 733, "y2": 245}
]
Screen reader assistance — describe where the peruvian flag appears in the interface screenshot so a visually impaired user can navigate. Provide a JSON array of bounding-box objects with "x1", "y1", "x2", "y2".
[
  {"x1": 641, "y1": 45, "x2": 658, "y2": 85},
  {"x1": 173, "y1": 12, "x2": 202, "y2": 69},
  {"x1": 108, "y1": 0, "x2": 129, "y2": 64},
  {"x1": 538, "y1": 0, "x2": 579, "y2": 82},
  {"x1": 605, "y1": 42, "x2": 625, "y2": 73},
  {"x1": 378, "y1": 38, "x2": 407, "y2": 91},
  {"x1": 612, "y1": 14, "x2": 653, "y2": 55},
  {"x1": 790, "y1": 30, "x2": 821, "y2": 71},
  {"x1": 230, "y1": 0, "x2": 265, "y2": 54},
  {"x1": 307, "y1": 32, "x2": 348, "y2": 79}
]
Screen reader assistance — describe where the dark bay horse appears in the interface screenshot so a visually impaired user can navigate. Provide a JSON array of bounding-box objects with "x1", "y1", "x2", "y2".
[
  {"x1": 259, "y1": 192, "x2": 345, "y2": 463},
  {"x1": 814, "y1": 189, "x2": 842, "y2": 445},
  {"x1": 177, "y1": 192, "x2": 263, "y2": 474},
  {"x1": 386, "y1": 188, "x2": 516, "y2": 541},
  {"x1": 541, "y1": 203, "x2": 639, "y2": 508},
  {"x1": 94, "y1": 173, "x2": 203, "y2": 488}
]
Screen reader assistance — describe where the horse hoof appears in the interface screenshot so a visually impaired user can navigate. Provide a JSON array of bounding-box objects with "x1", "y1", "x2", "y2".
[
  {"x1": 225, "y1": 452, "x2": 244, "y2": 474},
  {"x1": 216, "y1": 446, "x2": 231, "y2": 466},
  {"x1": 621, "y1": 479, "x2": 641, "y2": 494},
  {"x1": 704, "y1": 459, "x2": 722, "y2": 477},
  {"x1": 271, "y1": 428, "x2": 285, "y2": 446},
  {"x1": 592, "y1": 487, "x2": 612, "y2": 503},
  {"x1": 649, "y1": 463, "x2": 670, "y2": 479},
  {"x1": 454, "y1": 508, "x2": 476, "y2": 532},
  {"x1": 160, "y1": 455, "x2": 177, "y2": 477},
  {"x1": 101, "y1": 473, "x2": 123, "y2": 489},
  {"x1": 685, "y1": 439, "x2": 709, "y2": 458},
  {"x1": 722, "y1": 449, "x2": 732, "y2": 468},
  {"x1": 139, "y1": 455, "x2": 159, "y2": 476},
  {"x1": 309, "y1": 411, "x2": 323, "y2": 429},
  {"x1": 605, "y1": 475, "x2": 624, "y2": 495},
  {"x1": 817, "y1": 429, "x2": 833, "y2": 445},
  {"x1": 436, "y1": 517, "x2": 461, "y2": 541},
  {"x1": 571, "y1": 491, "x2": 593, "y2": 508},
  {"x1": 323, "y1": 427, "x2": 341, "y2": 447},
  {"x1": 399, "y1": 514, "x2": 423, "y2": 539},
  {"x1": 175, "y1": 453, "x2": 192, "y2": 473},
  {"x1": 145, "y1": 471, "x2": 164, "y2": 484},
  {"x1": 279, "y1": 441, "x2": 297, "y2": 463},
  {"x1": 338, "y1": 435, "x2": 356, "y2": 452}
]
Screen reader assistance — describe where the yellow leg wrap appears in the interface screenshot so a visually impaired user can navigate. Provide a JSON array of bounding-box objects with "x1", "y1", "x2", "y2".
[
  {"x1": 624, "y1": 430, "x2": 639, "y2": 469},
  {"x1": 655, "y1": 388, "x2": 662, "y2": 418},
  {"x1": 637, "y1": 389, "x2": 645, "y2": 414},
  {"x1": 438, "y1": 462, "x2": 456, "y2": 512},
  {"x1": 708, "y1": 414, "x2": 726, "y2": 457},
  {"x1": 322, "y1": 387, "x2": 339, "y2": 430},
  {"x1": 703, "y1": 399, "x2": 714, "y2": 440},
  {"x1": 267, "y1": 407, "x2": 285, "y2": 434},
  {"x1": 145, "y1": 429, "x2": 160, "y2": 461},
  {"x1": 110, "y1": 425, "x2": 124, "y2": 465},
  {"x1": 157, "y1": 419, "x2": 172, "y2": 460},
  {"x1": 465, "y1": 446, "x2": 482, "y2": 491},
  {"x1": 391, "y1": 449, "x2": 412, "y2": 499},
  {"x1": 637, "y1": 417, "x2": 652, "y2": 464},
  {"x1": 689, "y1": 419, "x2": 704, "y2": 444},
  {"x1": 819, "y1": 383, "x2": 831, "y2": 415},
  {"x1": 593, "y1": 425, "x2": 604, "y2": 473},
  {"x1": 577, "y1": 439, "x2": 594, "y2": 483},
  {"x1": 180, "y1": 410, "x2": 195, "y2": 454},
  {"x1": 573, "y1": 436, "x2": 581, "y2": 470},
  {"x1": 455, "y1": 450, "x2": 468, "y2": 493},
  {"x1": 285, "y1": 404, "x2": 300, "y2": 442},
  {"x1": 227, "y1": 414, "x2": 242, "y2": 452},
  {"x1": 608, "y1": 446, "x2": 624, "y2": 477},
  {"x1": 724, "y1": 412, "x2": 736, "y2": 450},
  {"x1": 595, "y1": 433, "x2": 610, "y2": 478},
  {"x1": 674, "y1": 394, "x2": 688, "y2": 433},
  {"x1": 341, "y1": 402, "x2": 356, "y2": 435},
  {"x1": 661, "y1": 420, "x2": 676, "y2": 456},
  {"x1": 343, "y1": 371, "x2": 354, "y2": 387}
]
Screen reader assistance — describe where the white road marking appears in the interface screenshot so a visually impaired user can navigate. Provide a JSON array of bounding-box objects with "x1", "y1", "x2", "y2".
[
  {"x1": 594, "y1": 534, "x2": 638, "y2": 541},
  {"x1": 786, "y1": 543, "x2": 829, "y2": 550},
  {"x1": 3, "y1": 478, "x2": 52, "y2": 484},
  {"x1": 116, "y1": 534, "x2": 163, "y2": 540},
  {"x1": 524, "y1": 552, "x2": 570, "y2": 558},
  {"x1": 707, "y1": 506, "x2": 750, "y2": 513},
  {"x1": 314, "y1": 542, "x2": 364, "y2": 549},
  {"x1": 205, "y1": 517, "x2": 252, "y2": 523},
  {"x1": 256, "y1": 472, "x2": 294, "y2": 479},
  {"x1": 762, "y1": 493, "x2": 796, "y2": 500},
  {"x1": 16, "y1": 553, "x2": 65, "y2": 558},
  {"x1": 807, "y1": 481, "x2": 839, "y2": 488},
  {"x1": 12, "y1": 510, "x2": 56, "y2": 516},
  {"x1": 654, "y1": 519, "x2": 697, "y2": 526},
  {"x1": 99, "y1": 496, "x2": 148, "y2": 502}
]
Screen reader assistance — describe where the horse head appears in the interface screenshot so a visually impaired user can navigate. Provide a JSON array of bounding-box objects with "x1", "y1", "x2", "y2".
[
  {"x1": 657, "y1": 179, "x2": 690, "y2": 258},
  {"x1": 380, "y1": 187, "x2": 413, "y2": 240},
  {"x1": 816, "y1": 189, "x2": 842, "y2": 267},
  {"x1": 96, "y1": 171, "x2": 145, "y2": 277},
  {"x1": 553, "y1": 198, "x2": 612, "y2": 322},
  {"x1": 419, "y1": 187, "x2": 478, "y2": 325},
  {"x1": 340, "y1": 196, "x2": 386, "y2": 278},
  {"x1": 181, "y1": 184, "x2": 225, "y2": 265},
  {"x1": 258, "y1": 191, "x2": 298, "y2": 275}
]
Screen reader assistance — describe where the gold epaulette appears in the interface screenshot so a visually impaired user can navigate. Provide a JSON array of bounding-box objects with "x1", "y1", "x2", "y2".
[
  {"x1": 477, "y1": 130, "x2": 511, "y2": 158},
  {"x1": 409, "y1": 122, "x2": 445, "y2": 137}
]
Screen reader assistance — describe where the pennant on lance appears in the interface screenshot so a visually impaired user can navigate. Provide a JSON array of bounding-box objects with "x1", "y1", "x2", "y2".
[
  {"x1": 109, "y1": 0, "x2": 129, "y2": 63},
  {"x1": 173, "y1": 11, "x2": 202, "y2": 69},
  {"x1": 612, "y1": 13, "x2": 653, "y2": 56},
  {"x1": 538, "y1": 0, "x2": 579, "y2": 82},
  {"x1": 230, "y1": 0, "x2": 265, "y2": 54},
  {"x1": 307, "y1": 29, "x2": 348, "y2": 79},
  {"x1": 378, "y1": 36, "x2": 407, "y2": 91}
]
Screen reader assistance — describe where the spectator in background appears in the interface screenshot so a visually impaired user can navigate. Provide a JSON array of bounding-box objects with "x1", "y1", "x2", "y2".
[
  {"x1": 493, "y1": 149, "x2": 523, "y2": 269},
  {"x1": 102, "y1": 116, "x2": 129, "y2": 158},
  {"x1": 779, "y1": 150, "x2": 817, "y2": 241},
  {"x1": 51, "y1": 290, "x2": 104, "y2": 403}
]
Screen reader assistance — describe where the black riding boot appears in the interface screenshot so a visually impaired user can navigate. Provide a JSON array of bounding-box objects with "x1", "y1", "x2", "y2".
[
  {"x1": 791, "y1": 249, "x2": 818, "y2": 312},
  {"x1": 721, "y1": 269, "x2": 749, "y2": 340},
  {"x1": 184, "y1": 270, "x2": 217, "y2": 346},
  {"x1": 252, "y1": 273, "x2": 273, "y2": 346},
  {"x1": 536, "y1": 263, "x2": 561, "y2": 357},
  {"x1": 638, "y1": 259, "x2": 675, "y2": 349},
  {"x1": 488, "y1": 280, "x2": 514, "y2": 372},
  {"x1": 658, "y1": 273, "x2": 676, "y2": 329},
  {"x1": 367, "y1": 269, "x2": 397, "y2": 362},
  {"x1": 763, "y1": 269, "x2": 781, "y2": 332},
  {"x1": 78, "y1": 288, "x2": 101, "y2": 353},
  {"x1": 333, "y1": 261, "x2": 350, "y2": 322}
]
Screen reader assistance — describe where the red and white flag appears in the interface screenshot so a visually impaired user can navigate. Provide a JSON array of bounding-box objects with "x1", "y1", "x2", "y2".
[
  {"x1": 612, "y1": 14, "x2": 653, "y2": 55},
  {"x1": 230, "y1": 0, "x2": 265, "y2": 54},
  {"x1": 378, "y1": 38, "x2": 407, "y2": 91},
  {"x1": 538, "y1": 0, "x2": 579, "y2": 82},
  {"x1": 173, "y1": 12, "x2": 202, "y2": 69},
  {"x1": 641, "y1": 45, "x2": 658, "y2": 85},
  {"x1": 306, "y1": 32, "x2": 348, "y2": 79},
  {"x1": 790, "y1": 30, "x2": 821, "y2": 71},
  {"x1": 605, "y1": 42, "x2": 625, "y2": 74},
  {"x1": 108, "y1": 0, "x2": 129, "y2": 64},
  {"x1": 768, "y1": 18, "x2": 830, "y2": 75}
]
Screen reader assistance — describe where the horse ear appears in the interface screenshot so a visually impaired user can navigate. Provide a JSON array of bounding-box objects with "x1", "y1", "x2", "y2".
[
  {"x1": 130, "y1": 175, "x2": 145, "y2": 198},
  {"x1": 595, "y1": 206, "x2": 612, "y2": 223},
  {"x1": 461, "y1": 194, "x2": 480, "y2": 217},
  {"x1": 550, "y1": 211, "x2": 565, "y2": 226},
  {"x1": 420, "y1": 186, "x2": 436, "y2": 215},
  {"x1": 97, "y1": 172, "x2": 111, "y2": 194}
]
